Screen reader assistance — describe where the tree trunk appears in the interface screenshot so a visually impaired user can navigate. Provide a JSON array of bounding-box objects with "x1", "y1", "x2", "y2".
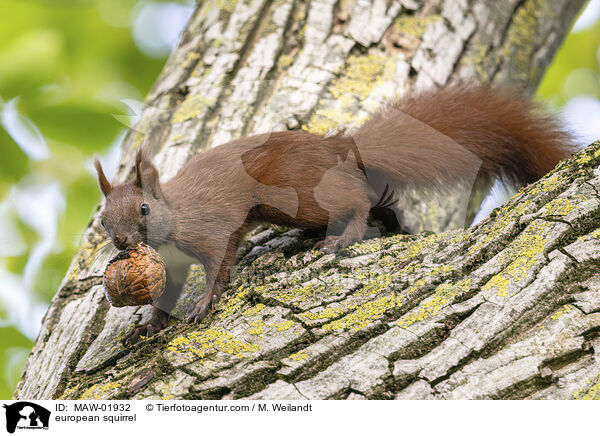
[{"x1": 14, "y1": 0, "x2": 593, "y2": 400}]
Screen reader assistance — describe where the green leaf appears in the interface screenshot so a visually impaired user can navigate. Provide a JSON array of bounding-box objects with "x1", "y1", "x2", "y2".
[
  {"x1": 0, "y1": 127, "x2": 28, "y2": 184},
  {"x1": 27, "y1": 100, "x2": 124, "y2": 152},
  {"x1": 0, "y1": 327, "x2": 33, "y2": 399},
  {"x1": 538, "y1": 18, "x2": 600, "y2": 104}
]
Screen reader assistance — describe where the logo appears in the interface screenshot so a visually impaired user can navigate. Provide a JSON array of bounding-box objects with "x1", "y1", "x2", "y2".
[{"x1": 2, "y1": 402, "x2": 50, "y2": 433}]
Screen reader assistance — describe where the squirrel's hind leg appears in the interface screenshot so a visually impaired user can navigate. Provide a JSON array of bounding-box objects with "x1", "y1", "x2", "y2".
[{"x1": 314, "y1": 186, "x2": 371, "y2": 253}]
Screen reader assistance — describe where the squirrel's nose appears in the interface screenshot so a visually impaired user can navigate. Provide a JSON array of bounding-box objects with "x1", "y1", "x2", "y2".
[{"x1": 113, "y1": 235, "x2": 129, "y2": 249}]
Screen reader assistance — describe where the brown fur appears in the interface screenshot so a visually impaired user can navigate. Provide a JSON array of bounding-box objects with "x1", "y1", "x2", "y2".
[{"x1": 95, "y1": 85, "x2": 574, "y2": 344}]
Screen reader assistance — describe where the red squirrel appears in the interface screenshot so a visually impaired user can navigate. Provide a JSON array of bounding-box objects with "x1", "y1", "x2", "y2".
[{"x1": 94, "y1": 85, "x2": 573, "y2": 345}]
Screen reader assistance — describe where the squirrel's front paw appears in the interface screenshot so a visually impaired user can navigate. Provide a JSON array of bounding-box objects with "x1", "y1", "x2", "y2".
[
  {"x1": 122, "y1": 315, "x2": 168, "y2": 346},
  {"x1": 122, "y1": 323, "x2": 160, "y2": 346},
  {"x1": 186, "y1": 293, "x2": 220, "y2": 323}
]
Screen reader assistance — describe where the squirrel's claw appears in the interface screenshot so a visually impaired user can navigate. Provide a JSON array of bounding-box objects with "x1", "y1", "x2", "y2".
[
  {"x1": 122, "y1": 324, "x2": 152, "y2": 346},
  {"x1": 122, "y1": 317, "x2": 167, "y2": 346}
]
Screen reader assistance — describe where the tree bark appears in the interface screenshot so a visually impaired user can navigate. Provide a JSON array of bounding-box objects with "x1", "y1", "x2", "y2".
[{"x1": 14, "y1": 0, "x2": 593, "y2": 400}]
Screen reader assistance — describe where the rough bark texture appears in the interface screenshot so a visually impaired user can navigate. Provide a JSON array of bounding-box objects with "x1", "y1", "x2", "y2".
[{"x1": 14, "y1": 0, "x2": 594, "y2": 400}]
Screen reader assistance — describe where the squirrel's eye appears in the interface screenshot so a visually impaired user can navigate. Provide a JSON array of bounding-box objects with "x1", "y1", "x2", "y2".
[
  {"x1": 140, "y1": 204, "x2": 150, "y2": 216},
  {"x1": 100, "y1": 218, "x2": 105, "y2": 228}
]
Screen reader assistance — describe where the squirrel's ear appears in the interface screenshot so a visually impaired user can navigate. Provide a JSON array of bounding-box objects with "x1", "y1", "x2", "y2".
[
  {"x1": 94, "y1": 157, "x2": 113, "y2": 197},
  {"x1": 134, "y1": 148, "x2": 144, "y2": 188},
  {"x1": 135, "y1": 148, "x2": 162, "y2": 199}
]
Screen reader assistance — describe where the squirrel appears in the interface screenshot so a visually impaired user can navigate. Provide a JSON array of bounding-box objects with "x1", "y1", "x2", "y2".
[{"x1": 94, "y1": 85, "x2": 573, "y2": 345}]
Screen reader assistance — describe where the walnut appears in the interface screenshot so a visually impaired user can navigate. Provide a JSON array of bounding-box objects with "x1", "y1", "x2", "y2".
[{"x1": 103, "y1": 243, "x2": 166, "y2": 307}]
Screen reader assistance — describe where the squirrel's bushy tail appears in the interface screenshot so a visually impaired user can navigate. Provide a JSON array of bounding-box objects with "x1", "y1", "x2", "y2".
[{"x1": 352, "y1": 85, "x2": 574, "y2": 192}]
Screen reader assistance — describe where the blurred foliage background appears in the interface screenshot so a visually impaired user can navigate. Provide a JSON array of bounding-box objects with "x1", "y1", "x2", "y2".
[
  {"x1": 0, "y1": 0, "x2": 194, "y2": 399},
  {"x1": 0, "y1": 0, "x2": 598, "y2": 399}
]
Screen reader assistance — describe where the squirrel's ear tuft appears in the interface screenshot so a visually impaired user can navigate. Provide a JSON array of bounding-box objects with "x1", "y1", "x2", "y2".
[
  {"x1": 135, "y1": 147, "x2": 162, "y2": 199},
  {"x1": 94, "y1": 157, "x2": 113, "y2": 196}
]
